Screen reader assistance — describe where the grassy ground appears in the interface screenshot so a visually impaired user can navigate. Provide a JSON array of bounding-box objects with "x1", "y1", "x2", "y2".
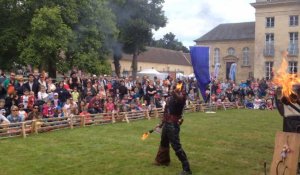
[{"x1": 0, "y1": 109, "x2": 282, "y2": 175}]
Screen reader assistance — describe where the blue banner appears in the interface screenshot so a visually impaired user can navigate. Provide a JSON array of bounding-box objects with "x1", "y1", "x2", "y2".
[{"x1": 190, "y1": 46, "x2": 210, "y2": 99}]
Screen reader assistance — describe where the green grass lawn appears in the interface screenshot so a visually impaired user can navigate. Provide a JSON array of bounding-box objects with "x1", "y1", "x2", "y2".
[{"x1": 0, "y1": 109, "x2": 282, "y2": 175}]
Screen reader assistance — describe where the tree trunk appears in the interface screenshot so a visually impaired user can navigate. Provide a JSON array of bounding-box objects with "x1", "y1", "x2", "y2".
[
  {"x1": 48, "y1": 57, "x2": 57, "y2": 79},
  {"x1": 113, "y1": 54, "x2": 121, "y2": 78},
  {"x1": 131, "y1": 52, "x2": 138, "y2": 80}
]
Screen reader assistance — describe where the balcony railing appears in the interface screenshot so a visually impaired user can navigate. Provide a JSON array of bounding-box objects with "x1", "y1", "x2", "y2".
[
  {"x1": 264, "y1": 44, "x2": 275, "y2": 57},
  {"x1": 288, "y1": 43, "x2": 299, "y2": 56}
]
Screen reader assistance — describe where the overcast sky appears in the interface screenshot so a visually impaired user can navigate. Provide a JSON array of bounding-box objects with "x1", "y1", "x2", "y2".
[{"x1": 153, "y1": 0, "x2": 256, "y2": 48}]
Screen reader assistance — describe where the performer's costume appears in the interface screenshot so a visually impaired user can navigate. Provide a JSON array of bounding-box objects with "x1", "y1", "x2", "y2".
[{"x1": 154, "y1": 83, "x2": 192, "y2": 175}]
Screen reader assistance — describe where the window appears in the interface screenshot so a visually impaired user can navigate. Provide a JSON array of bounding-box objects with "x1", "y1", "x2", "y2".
[
  {"x1": 242, "y1": 47, "x2": 250, "y2": 66},
  {"x1": 214, "y1": 48, "x2": 220, "y2": 65},
  {"x1": 288, "y1": 61, "x2": 298, "y2": 74},
  {"x1": 264, "y1": 33, "x2": 275, "y2": 56},
  {"x1": 265, "y1": 62, "x2": 273, "y2": 80},
  {"x1": 289, "y1": 32, "x2": 299, "y2": 55},
  {"x1": 290, "y1": 15, "x2": 299, "y2": 26},
  {"x1": 266, "y1": 33, "x2": 274, "y2": 42},
  {"x1": 266, "y1": 17, "x2": 275, "y2": 28},
  {"x1": 227, "y1": 47, "x2": 235, "y2": 56}
]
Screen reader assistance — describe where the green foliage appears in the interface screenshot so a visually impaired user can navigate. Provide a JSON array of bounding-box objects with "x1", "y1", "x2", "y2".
[
  {"x1": 109, "y1": 0, "x2": 167, "y2": 78},
  {"x1": 19, "y1": 6, "x2": 72, "y2": 68},
  {"x1": 73, "y1": 52, "x2": 112, "y2": 75},
  {"x1": 151, "y1": 32, "x2": 190, "y2": 53},
  {"x1": 0, "y1": 110, "x2": 281, "y2": 174}
]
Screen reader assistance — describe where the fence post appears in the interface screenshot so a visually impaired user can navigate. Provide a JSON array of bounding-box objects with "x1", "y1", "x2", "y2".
[
  {"x1": 200, "y1": 104, "x2": 204, "y2": 112},
  {"x1": 112, "y1": 112, "x2": 116, "y2": 123},
  {"x1": 21, "y1": 122, "x2": 26, "y2": 138},
  {"x1": 145, "y1": 110, "x2": 150, "y2": 120},
  {"x1": 124, "y1": 113, "x2": 130, "y2": 123},
  {"x1": 80, "y1": 115, "x2": 86, "y2": 127},
  {"x1": 69, "y1": 114, "x2": 74, "y2": 129},
  {"x1": 154, "y1": 108, "x2": 159, "y2": 118},
  {"x1": 193, "y1": 104, "x2": 196, "y2": 112}
]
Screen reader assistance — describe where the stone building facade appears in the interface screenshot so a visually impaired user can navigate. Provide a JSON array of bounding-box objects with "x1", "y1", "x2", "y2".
[
  {"x1": 110, "y1": 47, "x2": 193, "y2": 77},
  {"x1": 195, "y1": 0, "x2": 300, "y2": 82}
]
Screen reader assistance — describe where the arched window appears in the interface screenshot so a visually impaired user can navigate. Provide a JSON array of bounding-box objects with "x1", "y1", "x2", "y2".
[
  {"x1": 228, "y1": 47, "x2": 235, "y2": 56},
  {"x1": 242, "y1": 47, "x2": 250, "y2": 66},
  {"x1": 214, "y1": 48, "x2": 220, "y2": 65}
]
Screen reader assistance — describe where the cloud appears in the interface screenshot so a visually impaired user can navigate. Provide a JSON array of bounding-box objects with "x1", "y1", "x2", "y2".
[{"x1": 153, "y1": 0, "x2": 255, "y2": 47}]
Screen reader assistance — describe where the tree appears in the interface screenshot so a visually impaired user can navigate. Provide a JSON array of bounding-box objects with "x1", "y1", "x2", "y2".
[
  {"x1": 151, "y1": 32, "x2": 189, "y2": 53},
  {"x1": 66, "y1": 0, "x2": 118, "y2": 75},
  {"x1": 0, "y1": 0, "x2": 29, "y2": 70},
  {"x1": 19, "y1": 6, "x2": 72, "y2": 78},
  {"x1": 109, "y1": 0, "x2": 167, "y2": 79}
]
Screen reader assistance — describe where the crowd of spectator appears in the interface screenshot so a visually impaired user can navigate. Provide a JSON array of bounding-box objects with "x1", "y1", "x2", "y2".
[
  {"x1": 0, "y1": 69, "x2": 199, "y2": 125},
  {"x1": 206, "y1": 78, "x2": 276, "y2": 110},
  {"x1": 0, "y1": 68, "x2": 278, "y2": 126}
]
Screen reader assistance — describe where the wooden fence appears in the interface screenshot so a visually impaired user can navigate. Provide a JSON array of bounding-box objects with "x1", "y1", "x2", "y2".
[{"x1": 0, "y1": 102, "x2": 243, "y2": 139}]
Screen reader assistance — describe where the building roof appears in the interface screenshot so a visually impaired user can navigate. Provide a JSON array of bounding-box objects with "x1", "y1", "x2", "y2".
[
  {"x1": 121, "y1": 47, "x2": 191, "y2": 66},
  {"x1": 194, "y1": 22, "x2": 255, "y2": 42}
]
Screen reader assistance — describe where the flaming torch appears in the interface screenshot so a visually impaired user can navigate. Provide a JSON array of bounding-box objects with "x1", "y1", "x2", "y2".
[
  {"x1": 273, "y1": 51, "x2": 300, "y2": 103},
  {"x1": 269, "y1": 51, "x2": 300, "y2": 175},
  {"x1": 141, "y1": 125, "x2": 162, "y2": 141}
]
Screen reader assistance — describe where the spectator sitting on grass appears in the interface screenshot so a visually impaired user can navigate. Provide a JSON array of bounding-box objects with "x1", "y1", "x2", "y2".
[
  {"x1": 18, "y1": 103, "x2": 28, "y2": 120},
  {"x1": 0, "y1": 110, "x2": 9, "y2": 125},
  {"x1": 7, "y1": 105, "x2": 24, "y2": 123},
  {"x1": 88, "y1": 94, "x2": 103, "y2": 114},
  {"x1": 27, "y1": 104, "x2": 42, "y2": 120},
  {"x1": 0, "y1": 99, "x2": 8, "y2": 117},
  {"x1": 42, "y1": 100, "x2": 55, "y2": 118}
]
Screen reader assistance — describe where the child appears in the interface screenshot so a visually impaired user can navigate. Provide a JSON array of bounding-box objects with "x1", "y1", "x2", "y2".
[
  {"x1": 54, "y1": 107, "x2": 64, "y2": 118},
  {"x1": 105, "y1": 97, "x2": 115, "y2": 113},
  {"x1": 42, "y1": 100, "x2": 55, "y2": 118},
  {"x1": 71, "y1": 87, "x2": 80, "y2": 103},
  {"x1": 266, "y1": 99, "x2": 274, "y2": 110},
  {"x1": 18, "y1": 104, "x2": 28, "y2": 120},
  {"x1": 20, "y1": 89, "x2": 35, "y2": 112}
]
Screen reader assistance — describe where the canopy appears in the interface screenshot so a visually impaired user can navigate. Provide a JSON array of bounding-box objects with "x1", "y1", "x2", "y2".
[
  {"x1": 137, "y1": 69, "x2": 168, "y2": 80},
  {"x1": 138, "y1": 68, "x2": 161, "y2": 74},
  {"x1": 188, "y1": 73, "x2": 195, "y2": 78}
]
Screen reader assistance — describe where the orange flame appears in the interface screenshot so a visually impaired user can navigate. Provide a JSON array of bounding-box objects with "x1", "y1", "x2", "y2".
[
  {"x1": 273, "y1": 52, "x2": 300, "y2": 101},
  {"x1": 141, "y1": 132, "x2": 149, "y2": 140}
]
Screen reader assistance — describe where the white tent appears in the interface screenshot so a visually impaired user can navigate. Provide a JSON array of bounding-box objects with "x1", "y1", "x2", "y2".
[
  {"x1": 176, "y1": 72, "x2": 185, "y2": 79},
  {"x1": 138, "y1": 69, "x2": 161, "y2": 74},
  {"x1": 188, "y1": 73, "x2": 195, "y2": 78},
  {"x1": 137, "y1": 69, "x2": 168, "y2": 80}
]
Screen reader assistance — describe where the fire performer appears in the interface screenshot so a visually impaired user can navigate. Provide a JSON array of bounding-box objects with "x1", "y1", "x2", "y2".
[
  {"x1": 273, "y1": 52, "x2": 300, "y2": 133},
  {"x1": 153, "y1": 80, "x2": 192, "y2": 175}
]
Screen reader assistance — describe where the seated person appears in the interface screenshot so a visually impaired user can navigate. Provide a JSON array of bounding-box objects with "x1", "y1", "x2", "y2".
[
  {"x1": 27, "y1": 104, "x2": 42, "y2": 120},
  {"x1": 0, "y1": 98, "x2": 8, "y2": 117},
  {"x1": 7, "y1": 105, "x2": 24, "y2": 123},
  {"x1": 0, "y1": 111, "x2": 10, "y2": 125}
]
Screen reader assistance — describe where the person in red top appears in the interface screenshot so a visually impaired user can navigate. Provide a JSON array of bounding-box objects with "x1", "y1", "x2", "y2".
[
  {"x1": 88, "y1": 93, "x2": 103, "y2": 114},
  {"x1": 20, "y1": 89, "x2": 35, "y2": 112},
  {"x1": 105, "y1": 97, "x2": 115, "y2": 113}
]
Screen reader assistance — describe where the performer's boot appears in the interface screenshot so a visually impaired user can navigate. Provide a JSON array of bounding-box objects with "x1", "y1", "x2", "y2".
[
  {"x1": 154, "y1": 146, "x2": 170, "y2": 166},
  {"x1": 176, "y1": 149, "x2": 192, "y2": 174}
]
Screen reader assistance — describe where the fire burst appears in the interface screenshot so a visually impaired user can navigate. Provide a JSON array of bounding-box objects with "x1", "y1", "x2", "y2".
[{"x1": 273, "y1": 52, "x2": 300, "y2": 102}]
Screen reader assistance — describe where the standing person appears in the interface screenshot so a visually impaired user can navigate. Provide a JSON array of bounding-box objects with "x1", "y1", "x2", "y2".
[
  {"x1": 154, "y1": 81, "x2": 192, "y2": 175},
  {"x1": 23, "y1": 73, "x2": 39, "y2": 98},
  {"x1": 3, "y1": 72, "x2": 18, "y2": 96}
]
